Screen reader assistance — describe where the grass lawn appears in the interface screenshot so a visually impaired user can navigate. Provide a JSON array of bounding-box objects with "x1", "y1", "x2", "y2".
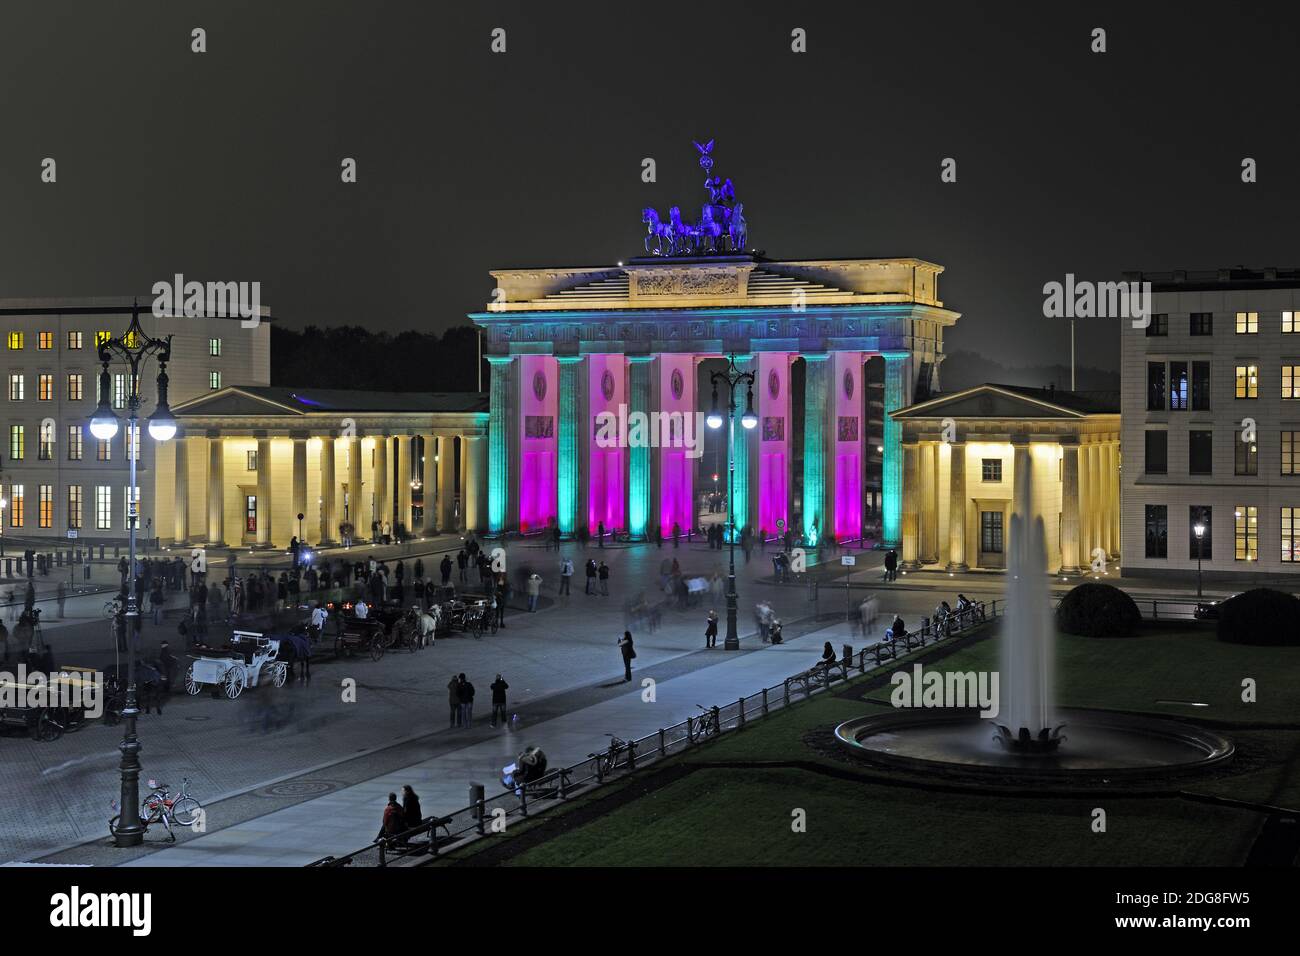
[{"x1": 441, "y1": 625, "x2": 1300, "y2": 867}]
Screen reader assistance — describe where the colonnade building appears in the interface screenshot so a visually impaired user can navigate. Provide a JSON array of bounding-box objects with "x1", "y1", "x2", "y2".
[{"x1": 468, "y1": 255, "x2": 958, "y2": 546}]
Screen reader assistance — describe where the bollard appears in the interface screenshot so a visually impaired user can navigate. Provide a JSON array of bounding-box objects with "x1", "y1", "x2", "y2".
[
  {"x1": 737, "y1": 696, "x2": 745, "y2": 730},
  {"x1": 56, "y1": 553, "x2": 62, "y2": 567},
  {"x1": 783, "y1": 678, "x2": 790, "y2": 707},
  {"x1": 428, "y1": 820, "x2": 439, "y2": 856},
  {"x1": 377, "y1": 841, "x2": 386, "y2": 867},
  {"x1": 626, "y1": 739, "x2": 635, "y2": 771},
  {"x1": 761, "y1": 687, "x2": 769, "y2": 717},
  {"x1": 470, "y1": 782, "x2": 486, "y2": 835},
  {"x1": 658, "y1": 728, "x2": 666, "y2": 758},
  {"x1": 594, "y1": 754, "x2": 604, "y2": 784},
  {"x1": 685, "y1": 716, "x2": 695, "y2": 746}
]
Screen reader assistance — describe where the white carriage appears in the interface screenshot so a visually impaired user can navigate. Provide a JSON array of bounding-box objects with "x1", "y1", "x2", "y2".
[{"x1": 184, "y1": 630, "x2": 287, "y2": 699}]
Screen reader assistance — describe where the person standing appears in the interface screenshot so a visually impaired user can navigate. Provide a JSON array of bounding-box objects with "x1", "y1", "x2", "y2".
[
  {"x1": 597, "y1": 520, "x2": 605, "y2": 549},
  {"x1": 559, "y1": 556, "x2": 573, "y2": 596},
  {"x1": 447, "y1": 675, "x2": 461, "y2": 728},
  {"x1": 150, "y1": 581, "x2": 165, "y2": 626},
  {"x1": 705, "y1": 609, "x2": 718, "y2": 648},
  {"x1": 490, "y1": 674, "x2": 509, "y2": 728},
  {"x1": 456, "y1": 549, "x2": 468, "y2": 584},
  {"x1": 618, "y1": 631, "x2": 635, "y2": 682},
  {"x1": 598, "y1": 561, "x2": 610, "y2": 596},
  {"x1": 584, "y1": 558, "x2": 597, "y2": 595},
  {"x1": 458, "y1": 673, "x2": 475, "y2": 726},
  {"x1": 526, "y1": 572, "x2": 541, "y2": 612},
  {"x1": 884, "y1": 549, "x2": 897, "y2": 583},
  {"x1": 440, "y1": 554, "x2": 453, "y2": 587}
]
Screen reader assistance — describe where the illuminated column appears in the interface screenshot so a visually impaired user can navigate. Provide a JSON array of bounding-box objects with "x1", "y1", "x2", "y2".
[
  {"x1": 1088, "y1": 442, "x2": 1102, "y2": 563},
  {"x1": 464, "y1": 434, "x2": 486, "y2": 532},
  {"x1": 173, "y1": 435, "x2": 190, "y2": 545},
  {"x1": 373, "y1": 435, "x2": 389, "y2": 535},
  {"x1": 319, "y1": 436, "x2": 337, "y2": 545},
  {"x1": 802, "y1": 353, "x2": 829, "y2": 544},
  {"x1": 921, "y1": 442, "x2": 938, "y2": 563},
  {"x1": 1099, "y1": 441, "x2": 1113, "y2": 557},
  {"x1": 728, "y1": 354, "x2": 755, "y2": 541},
  {"x1": 255, "y1": 436, "x2": 272, "y2": 547},
  {"x1": 1060, "y1": 439, "x2": 1082, "y2": 573},
  {"x1": 827, "y1": 351, "x2": 864, "y2": 543},
  {"x1": 206, "y1": 433, "x2": 224, "y2": 545},
  {"x1": 947, "y1": 441, "x2": 968, "y2": 571},
  {"x1": 291, "y1": 435, "x2": 308, "y2": 543},
  {"x1": 396, "y1": 437, "x2": 411, "y2": 533},
  {"x1": 347, "y1": 436, "x2": 362, "y2": 536},
  {"x1": 754, "y1": 352, "x2": 792, "y2": 540},
  {"x1": 882, "y1": 352, "x2": 910, "y2": 549},
  {"x1": 1108, "y1": 440, "x2": 1121, "y2": 559},
  {"x1": 587, "y1": 354, "x2": 626, "y2": 536},
  {"x1": 900, "y1": 440, "x2": 920, "y2": 569},
  {"x1": 487, "y1": 356, "x2": 514, "y2": 534},
  {"x1": 439, "y1": 435, "x2": 457, "y2": 530},
  {"x1": 1012, "y1": 435, "x2": 1032, "y2": 528},
  {"x1": 557, "y1": 357, "x2": 583, "y2": 537},
  {"x1": 627, "y1": 356, "x2": 653, "y2": 539}
]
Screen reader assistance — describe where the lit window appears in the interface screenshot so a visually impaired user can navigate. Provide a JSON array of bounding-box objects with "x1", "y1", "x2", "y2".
[
  {"x1": 67, "y1": 485, "x2": 82, "y2": 530},
  {"x1": 209, "y1": 371, "x2": 221, "y2": 390},
  {"x1": 67, "y1": 331, "x2": 83, "y2": 350},
  {"x1": 97, "y1": 438, "x2": 112, "y2": 461},
  {"x1": 6, "y1": 332, "x2": 23, "y2": 350},
  {"x1": 9, "y1": 484, "x2": 23, "y2": 528},
  {"x1": 66, "y1": 373, "x2": 83, "y2": 401},
  {"x1": 96, "y1": 486, "x2": 112, "y2": 530},
  {"x1": 1234, "y1": 505, "x2": 1258, "y2": 561},
  {"x1": 981, "y1": 459, "x2": 1002, "y2": 482},
  {"x1": 113, "y1": 373, "x2": 129, "y2": 409},
  {"x1": 67, "y1": 425, "x2": 83, "y2": 461},
  {"x1": 38, "y1": 485, "x2": 52, "y2": 528},
  {"x1": 1235, "y1": 438, "x2": 1257, "y2": 476},
  {"x1": 1235, "y1": 365, "x2": 1259, "y2": 399},
  {"x1": 38, "y1": 419, "x2": 54, "y2": 460},
  {"x1": 1285, "y1": 432, "x2": 1300, "y2": 476},
  {"x1": 8, "y1": 425, "x2": 23, "y2": 461},
  {"x1": 38, "y1": 332, "x2": 53, "y2": 350},
  {"x1": 8, "y1": 374, "x2": 23, "y2": 401},
  {"x1": 38, "y1": 373, "x2": 54, "y2": 401},
  {"x1": 247, "y1": 450, "x2": 258, "y2": 471},
  {"x1": 125, "y1": 422, "x2": 140, "y2": 461},
  {"x1": 209, "y1": 337, "x2": 222, "y2": 356},
  {"x1": 1284, "y1": 365, "x2": 1300, "y2": 400},
  {"x1": 1286, "y1": 311, "x2": 1299, "y2": 334},
  {"x1": 1235, "y1": 311, "x2": 1259, "y2": 334},
  {"x1": 95, "y1": 331, "x2": 112, "y2": 348},
  {"x1": 124, "y1": 486, "x2": 140, "y2": 529},
  {"x1": 1284, "y1": 507, "x2": 1300, "y2": 563}
]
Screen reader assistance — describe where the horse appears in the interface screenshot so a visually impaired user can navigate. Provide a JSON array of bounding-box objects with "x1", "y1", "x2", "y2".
[
  {"x1": 667, "y1": 206, "x2": 698, "y2": 256},
  {"x1": 728, "y1": 202, "x2": 747, "y2": 252},
  {"x1": 641, "y1": 207, "x2": 671, "y2": 255},
  {"x1": 697, "y1": 205, "x2": 725, "y2": 254}
]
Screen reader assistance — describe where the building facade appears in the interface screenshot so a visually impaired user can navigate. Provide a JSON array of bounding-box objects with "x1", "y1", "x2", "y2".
[
  {"x1": 468, "y1": 255, "x2": 959, "y2": 545},
  {"x1": 163, "y1": 386, "x2": 487, "y2": 549},
  {"x1": 1121, "y1": 268, "x2": 1300, "y2": 580},
  {"x1": 0, "y1": 297, "x2": 270, "y2": 544},
  {"x1": 891, "y1": 384, "x2": 1120, "y2": 574}
]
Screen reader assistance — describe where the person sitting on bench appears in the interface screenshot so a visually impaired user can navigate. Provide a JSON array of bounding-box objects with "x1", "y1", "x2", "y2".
[
  {"x1": 820, "y1": 641, "x2": 837, "y2": 665},
  {"x1": 888, "y1": 615, "x2": 907, "y2": 643}
]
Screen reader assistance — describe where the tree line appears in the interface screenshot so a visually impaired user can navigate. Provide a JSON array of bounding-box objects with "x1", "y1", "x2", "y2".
[{"x1": 271, "y1": 325, "x2": 484, "y2": 393}]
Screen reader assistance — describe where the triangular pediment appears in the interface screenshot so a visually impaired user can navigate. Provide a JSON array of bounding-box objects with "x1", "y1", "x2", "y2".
[
  {"x1": 892, "y1": 385, "x2": 1086, "y2": 421},
  {"x1": 173, "y1": 387, "x2": 306, "y2": 417}
]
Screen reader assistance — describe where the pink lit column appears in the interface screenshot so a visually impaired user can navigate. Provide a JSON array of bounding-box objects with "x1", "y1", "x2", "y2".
[
  {"x1": 754, "y1": 352, "x2": 793, "y2": 541},
  {"x1": 655, "y1": 353, "x2": 696, "y2": 538},
  {"x1": 828, "y1": 351, "x2": 865, "y2": 543},
  {"x1": 517, "y1": 355, "x2": 558, "y2": 534},
  {"x1": 587, "y1": 353, "x2": 626, "y2": 535}
]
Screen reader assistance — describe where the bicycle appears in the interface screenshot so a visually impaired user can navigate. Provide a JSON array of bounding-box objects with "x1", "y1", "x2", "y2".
[
  {"x1": 103, "y1": 598, "x2": 123, "y2": 620},
  {"x1": 109, "y1": 777, "x2": 202, "y2": 842},
  {"x1": 690, "y1": 704, "x2": 721, "y2": 743},
  {"x1": 590, "y1": 734, "x2": 630, "y2": 775}
]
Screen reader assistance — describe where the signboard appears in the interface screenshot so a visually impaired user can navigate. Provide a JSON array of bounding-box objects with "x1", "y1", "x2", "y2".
[
  {"x1": 840, "y1": 555, "x2": 856, "y2": 566},
  {"x1": 66, "y1": 529, "x2": 78, "y2": 539}
]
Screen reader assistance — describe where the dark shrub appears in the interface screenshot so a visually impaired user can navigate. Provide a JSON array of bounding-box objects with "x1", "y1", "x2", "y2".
[
  {"x1": 1216, "y1": 588, "x2": 1300, "y2": 645},
  {"x1": 1055, "y1": 582, "x2": 1141, "y2": 637}
]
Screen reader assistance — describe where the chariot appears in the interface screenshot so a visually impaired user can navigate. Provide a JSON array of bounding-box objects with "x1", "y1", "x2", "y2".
[{"x1": 183, "y1": 630, "x2": 287, "y2": 699}]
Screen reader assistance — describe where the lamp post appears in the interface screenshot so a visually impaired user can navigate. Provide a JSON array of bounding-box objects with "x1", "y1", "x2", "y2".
[
  {"x1": 706, "y1": 354, "x2": 757, "y2": 650},
  {"x1": 1193, "y1": 516, "x2": 1206, "y2": 599},
  {"x1": 91, "y1": 301, "x2": 176, "y2": 848}
]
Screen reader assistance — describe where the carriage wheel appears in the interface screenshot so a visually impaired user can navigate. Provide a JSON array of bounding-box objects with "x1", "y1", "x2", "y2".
[
  {"x1": 370, "y1": 640, "x2": 385, "y2": 662},
  {"x1": 271, "y1": 662, "x2": 288, "y2": 688},
  {"x1": 31, "y1": 711, "x2": 63, "y2": 742},
  {"x1": 223, "y1": 668, "x2": 246, "y2": 699},
  {"x1": 184, "y1": 665, "x2": 202, "y2": 696}
]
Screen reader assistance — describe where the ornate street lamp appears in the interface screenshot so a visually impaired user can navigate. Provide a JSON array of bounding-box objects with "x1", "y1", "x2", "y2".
[
  {"x1": 706, "y1": 354, "x2": 757, "y2": 649},
  {"x1": 1193, "y1": 515, "x2": 1206, "y2": 599},
  {"x1": 95, "y1": 301, "x2": 175, "y2": 848}
]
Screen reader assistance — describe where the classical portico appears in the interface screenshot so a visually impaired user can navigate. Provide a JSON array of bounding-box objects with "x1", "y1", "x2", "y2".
[
  {"x1": 470, "y1": 255, "x2": 959, "y2": 544},
  {"x1": 158, "y1": 386, "x2": 488, "y2": 549},
  {"x1": 891, "y1": 384, "x2": 1121, "y2": 574}
]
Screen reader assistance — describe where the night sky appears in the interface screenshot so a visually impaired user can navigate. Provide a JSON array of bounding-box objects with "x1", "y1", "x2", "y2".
[{"x1": 2, "y1": 0, "x2": 1296, "y2": 374}]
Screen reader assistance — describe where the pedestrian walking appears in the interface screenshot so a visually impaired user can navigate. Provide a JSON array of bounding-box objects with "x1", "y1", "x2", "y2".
[
  {"x1": 526, "y1": 572, "x2": 542, "y2": 612},
  {"x1": 559, "y1": 556, "x2": 573, "y2": 595},
  {"x1": 447, "y1": 675, "x2": 461, "y2": 728},
  {"x1": 705, "y1": 609, "x2": 718, "y2": 648},
  {"x1": 440, "y1": 555, "x2": 453, "y2": 586},
  {"x1": 618, "y1": 631, "x2": 635, "y2": 682},
  {"x1": 598, "y1": 561, "x2": 610, "y2": 596},
  {"x1": 490, "y1": 674, "x2": 509, "y2": 727},
  {"x1": 457, "y1": 549, "x2": 468, "y2": 584},
  {"x1": 884, "y1": 549, "x2": 898, "y2": 582},
  {"x1": 457, "y1": 673, "x2": 475, "y2": 726}
]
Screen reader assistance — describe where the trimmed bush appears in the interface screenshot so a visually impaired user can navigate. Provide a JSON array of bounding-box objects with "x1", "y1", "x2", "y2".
[
  {"x1": 1055, "y1": 582, "x2": 1141, "y2": 637},
  {"x1": 1216, "y1": 588, "x2": 1300, "y2": 646}
]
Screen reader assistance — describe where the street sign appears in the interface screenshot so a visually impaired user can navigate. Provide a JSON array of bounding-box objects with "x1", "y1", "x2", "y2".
[
  {"x1": 66, "y1": 529, "x2": 78, "y2": 539},
  {"x1": 776, "y1": 518, "x2": 785, "y2": 531},
  {"x1": 841, "y1": 555, "x2": 856, "y2": 566}
]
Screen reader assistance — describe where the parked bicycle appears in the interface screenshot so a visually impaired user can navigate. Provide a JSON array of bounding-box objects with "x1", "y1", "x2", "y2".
[
  {"x1": 690, "y1": 704, "x2": 721, "y2": 743},
  {"x1": 590, "y1": 734, "x2": 631, "y2": 775},
  {"x1": 109, "y1": 777, "x2": 202, "y2": 842}
]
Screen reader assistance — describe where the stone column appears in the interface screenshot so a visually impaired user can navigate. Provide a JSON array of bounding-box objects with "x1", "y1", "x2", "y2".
[
  {"x1": 255, "y1": 437, "x2": 273, "y2": 547},
  {"x1": 291, "y1": 436, "x2": 308, "y2": 544},
  {"x1": 347, "y1": 436, "x2": 363, "y2": 537},
  {"x1": 439, "y1": 435, "x2": 457, "y2": 530},
  {"x1": 1059, "y1": 439, "x2": 1082, "y2": 573},
  {"x1": 206, "y1": 433, "x2": 224, "y2": 546},
  {"x1": 627, "y1": 356, "x2": 653, "y2": 540},
  {"x1": 921, "y1": 442, "x2": 939, "y2": 564},
  {"x1": 396, "y1": 437, "x2": 411, "y2": 534},
  {"x1": 882, "y1": 352, "x2": 910, "y2": 549},
  {"x1": 1107, "y1": 440, "x2": 1121, "y2": 559},
  {"x1": 729, "y1": 354, "x2": 755, "y2": 541},
  {"x1": 463, "y1": 434, "x2": 487, "y2": 533},
  {"x1": 173, "y1": 435, "x2": 190, "y2": 545},
  {"x1": 1088, "y1": 442, "x2": 1102, "y2": 563},
  {"x1": 487, "y1": 356, "x2": 513, "y2": 534},
  {"x1": 1012, "y1": 435, "x2": 1032, "y2": 531},
  {"x1": 802, "y1": 353, "x2": 830, "y2": 544},
  {"x1": 556, "y1": 357, "x2": 583, "y2": 538},
  {"x1": 901, "y1": 440, "x2": 921, "y2": 569},
  {"x1": 319, "y1": 436, "x2": 337, "y2": 545},
  {"x1": 372, "y1": 435, "x2": 389, "y2": 537},
  {"x1": 947, "y1": 441, "x2": 968, "y2": 571}
]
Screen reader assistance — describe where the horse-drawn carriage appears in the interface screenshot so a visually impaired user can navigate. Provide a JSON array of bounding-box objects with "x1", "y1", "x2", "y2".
[
  {"x1": 333, "y1": 611, "x2": 387, "y2": 661},
  {"x1": 184, "y1": 630, "x2": 288, "y2": 699},
  {"x1": 0, "y1": 666, "x2": 103, "y2": 741}
]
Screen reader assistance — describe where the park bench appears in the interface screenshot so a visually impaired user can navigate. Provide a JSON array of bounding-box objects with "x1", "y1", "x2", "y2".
[{"x1": 789, "y1": 658, "x2": 850, "y2": 697}]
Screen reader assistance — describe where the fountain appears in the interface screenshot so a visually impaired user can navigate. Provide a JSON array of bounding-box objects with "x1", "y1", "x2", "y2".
[{"x1": 834, "y1": 460, "x2": 1233, "y2": 780}]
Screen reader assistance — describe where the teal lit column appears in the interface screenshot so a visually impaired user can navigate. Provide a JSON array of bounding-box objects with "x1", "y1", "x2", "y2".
[
  {"x1": 487, "y1": 356, "x2": 513, "y2": 535},
  {"x1": 627, "y1": 356, "x2": 653, "y2": 540},
  {"x1": 730, "y1": 354, "x2": 754, "y2": 541},
  {"x1": 882, "y1": 351, "x2": 910, "y2": 549},
  {"x1": 557, "y1": 357, "x2": 582, "y2": 537},
  {"x1": 802, "y1": 353, "x2": 829, "y2": 544}
]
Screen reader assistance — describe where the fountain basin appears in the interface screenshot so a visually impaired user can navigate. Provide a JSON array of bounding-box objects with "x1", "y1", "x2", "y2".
[{"x1": 835, "y1": 707, "x2": 1233, "y2": 779}]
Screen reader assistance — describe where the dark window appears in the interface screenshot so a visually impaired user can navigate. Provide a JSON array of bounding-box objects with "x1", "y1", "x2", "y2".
[
  {"x1": 980, "y1": 511, "x2": 1004, "y2": 554},
  {"x1": 1145, "y1": 430, "x2": 1168, "y2": 475},
  {"x1": 1147, "y1": 362, "x2": 1166, "y2": 410},
  {"x1": 247, "y1": 450, "x2": 258, "y2": 471},
  {"x1": 1235, "y1": 438, "x2": 1258, "y2": 476},
  {"x1": 1191, "y1": 361, "x2": 1211, "y2": 410},
  {"x1": 1169, "y1": 361, "x2": 1188, "y2": 410},
  {"x1": 981, "y1": 459, "x2": 1002, "y2": 482},
  {"x1": 1189, "y1": 506, "x2": 1212, "y2": 560},
  {"x1": 1145, "y1": 505, "x2": 1168, "y2": 558},
  {"x1": 1146, "y1": 313, "x2": 1169, "y2": 337},
  {"x1": 1190, "y1": 312, "x2": 1213, "y2": 336},
  {"x1": 1189, "y1": 430, "x2": 1213, "y2": 475}
]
